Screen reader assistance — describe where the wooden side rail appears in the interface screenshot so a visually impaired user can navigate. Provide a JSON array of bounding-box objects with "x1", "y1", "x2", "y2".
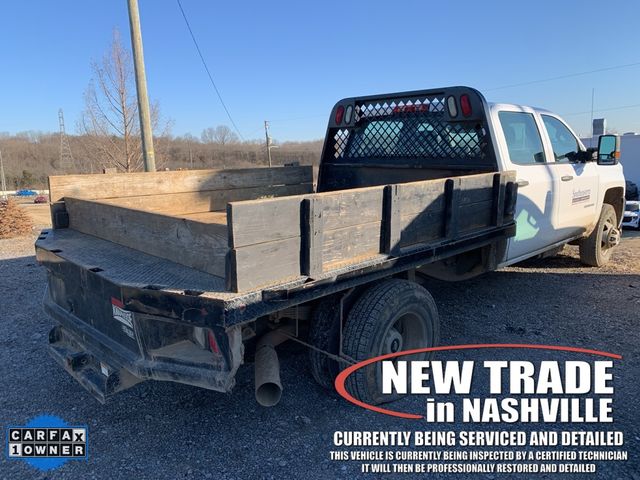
[{"x1": 226, "y1": 171, "x2": 516, "y2": 292}]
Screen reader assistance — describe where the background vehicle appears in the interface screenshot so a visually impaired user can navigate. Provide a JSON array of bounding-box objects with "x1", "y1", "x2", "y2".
[
  {"x1": 622, "y1": 201, "x2": 640, "y2": 229},
  {"x1": 626, "y1": 180, "x2": 639, "y2": 201},
  {"x1": 36, "y1": 86, "x2": 624, "y2": 406}
]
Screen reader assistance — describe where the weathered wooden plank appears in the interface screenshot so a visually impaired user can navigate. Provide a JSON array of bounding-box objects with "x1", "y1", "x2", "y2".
[
  {"x1": 322, "y1": 221, "x2": 383, "y2": 271},
  {"x1": 458, "y1": 172, "x2": 496, "y2": 205},
  {"x1": 228, "y1": 184, "x2": 386, "y2": 249},
  {"x1": 229, "y1": 219, "x2": 386, "y2": 291},
  {"x1": 398, "y1": 210, "x2": 445, "y2": 248},
  {"x1": 99, "y1": 183, "x2": 312, "y2": 215},
  {"x1": 226, "y1": 237, "x2": 302, "y2": 292},
  {"x1": 65, "y1": 198, "x2": 228, "y2": 277},
  {"x1": 317, "y1": 186, "x2": 385, "y2": 230},
  {"x1": 395, "y1": 178, "x2": 447, "y2": 214},
  {"x1": 178, "y1": 211, "x2": 228, "y2": 224},
  {"x1": 227, "y1": 196, "x2": 302, "y2": 249},
  {"x1": 301, "y1": 198, "x2": 324, "y2": 278},
  {"x1": 49, "y1": 166, "x2": 313, "y2": 202},
  {"x1": 458, "y1": 200, "x2": 494, "y2": 233}
]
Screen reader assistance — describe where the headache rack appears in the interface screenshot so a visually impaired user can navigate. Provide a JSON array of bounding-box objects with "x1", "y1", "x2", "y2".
[{"x1": 318, "y1": 86, "x2": 497, "y2": 191}]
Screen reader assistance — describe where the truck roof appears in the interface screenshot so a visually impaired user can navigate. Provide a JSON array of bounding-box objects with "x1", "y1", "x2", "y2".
[{"x1": 487, "y1": 102, "x2": 555, "y2": 116}]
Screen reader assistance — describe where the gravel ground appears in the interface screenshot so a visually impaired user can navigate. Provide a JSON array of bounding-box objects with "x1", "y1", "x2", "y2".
[{"x1": 1, "y1": 227, "x2": 639, "y2": 480}]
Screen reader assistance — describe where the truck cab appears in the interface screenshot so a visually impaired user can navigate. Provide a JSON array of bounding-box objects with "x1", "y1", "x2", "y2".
[{"x1": 488, "y1": 103, "x2": 625, "y2": 266}]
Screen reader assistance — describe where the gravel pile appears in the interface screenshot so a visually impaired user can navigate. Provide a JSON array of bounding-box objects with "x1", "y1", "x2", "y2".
[{"x1": 0, "y1": 198, "x2": 33, "y2": 239}]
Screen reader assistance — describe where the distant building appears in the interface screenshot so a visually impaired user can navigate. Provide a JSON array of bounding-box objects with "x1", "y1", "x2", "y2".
[{"x1": 592, "y1": 118, "x2": 606, "y2": 136}]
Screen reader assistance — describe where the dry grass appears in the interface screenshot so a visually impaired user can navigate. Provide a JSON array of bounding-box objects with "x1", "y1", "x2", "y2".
[{"x1": 0, "y1": 198, "x2": 33, "y2": 239}]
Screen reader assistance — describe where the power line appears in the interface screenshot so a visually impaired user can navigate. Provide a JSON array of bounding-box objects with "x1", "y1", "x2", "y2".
[
  {"x1": 268, "y1": 114, "x2": 327, "y2": 123},
  {"x1": 268, "y1": 62, "x2": 640, "y2": 133},
  {"x1": 176, "y1": 0, "x2": 244, "y2": 140},
  {"x1": 561, "y1": 102, "x2": 640, "y2": 117},
  {"x1": 485, "y1": 61, "x2": 640, "y2": 91}
]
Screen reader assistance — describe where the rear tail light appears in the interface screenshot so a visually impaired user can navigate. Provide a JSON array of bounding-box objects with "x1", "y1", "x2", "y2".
[
  {"x1": 193, "y1": 326, "x2": 220, "y2": 354},
  {"x1": 335, "y1": 105, "x2": 345, "y2": 125},
  {"x1": 460, "y1": 94, "x2": 472, "y2": 117},
  {"x1": 446, "y1": 96, "x2": 458, "y2": 117},
  {"x1": 208, "y1": 330, "x2": 220, "y2": 354}
]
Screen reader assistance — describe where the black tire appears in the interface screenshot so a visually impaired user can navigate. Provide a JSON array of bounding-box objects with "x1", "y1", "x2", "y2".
[
  {"x1": 308, "y1": 298, "x2": 342, "y2": 389},
  {"x1": 579, "y1": 204, "x2": 619, "y2": 267},
  {"x1": 342, "y1": 279, "x2": 440, "y2": 405}
]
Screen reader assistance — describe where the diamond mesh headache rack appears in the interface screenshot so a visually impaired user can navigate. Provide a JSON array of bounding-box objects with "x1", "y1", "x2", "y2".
[{"x1": 321, "y1": 87, "x2": 495, "y2": 169}]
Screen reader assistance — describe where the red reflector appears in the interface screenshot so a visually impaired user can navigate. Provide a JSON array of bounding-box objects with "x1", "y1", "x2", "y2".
[
  {"x1": 335, "y1": 105, "x2": 345, "y2": 125},
  {"x1": 208, "y1": 331, "x2": 220, "y2": 354},
  {"x1": 460, "y1": 94, "x2": 472, "y2": 117},
  {"x1": 111, "y1": 297, "x2": 124, "y2": 308}
]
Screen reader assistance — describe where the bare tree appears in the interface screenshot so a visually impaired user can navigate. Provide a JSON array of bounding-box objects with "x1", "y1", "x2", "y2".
[
  {"x1": 201, "y1": 125, "x2": 239, "y2": 145},
  {"x1": 78, "y1": 30, "x2": 168, "y2": 172}
]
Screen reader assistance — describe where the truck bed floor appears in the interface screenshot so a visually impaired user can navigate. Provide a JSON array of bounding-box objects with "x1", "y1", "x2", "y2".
[{"x1": 37, "y1": 228, "x2": 227, "y2": 294}]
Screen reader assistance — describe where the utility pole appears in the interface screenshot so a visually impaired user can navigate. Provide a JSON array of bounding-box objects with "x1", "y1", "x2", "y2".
[
  {"x1": 589, "y1": 88, "x2": 595, "y2": 148},
  {"x1": 0, "y1": 150, "x2": 8, "y2": 200},
  {"x1": 127, "y1": 0, "x2": 156, "y2": 172},
  {"x1": 264, "y1": 120, "x2": 272, "y2": 167}
]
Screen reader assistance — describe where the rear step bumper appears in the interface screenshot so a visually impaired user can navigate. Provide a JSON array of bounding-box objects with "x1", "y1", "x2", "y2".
[
  {"x1": 44, "y1": 294, "x2": 242, "y2": 403},
  {"x1": 48, "y1": 325, "x2": 142, "y2": 403}
]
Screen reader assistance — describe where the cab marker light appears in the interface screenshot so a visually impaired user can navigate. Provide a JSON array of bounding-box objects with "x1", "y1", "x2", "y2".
[{"x1": 447, "y1": 96, "x2": 458, "y2": 117}]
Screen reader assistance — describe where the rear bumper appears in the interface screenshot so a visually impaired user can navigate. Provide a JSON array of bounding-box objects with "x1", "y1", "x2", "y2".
[
  {"x1": 47, "y1": 323, "x2": 143, "y2": 403},
  {"x1": 622, "y1": 216, "x2": 639, "y2": 228},
  {"x1": 44, "y1": 291, "x2": 243, "y2": 403}
]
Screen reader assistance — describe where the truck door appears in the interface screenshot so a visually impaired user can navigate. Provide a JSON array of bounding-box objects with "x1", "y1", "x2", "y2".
[
  {"x1": 540, "y1": 114, "x2": 599, "y2": 236},
  {"x1": 496, "y1": 110, "x2": 564, "y2": 261}
]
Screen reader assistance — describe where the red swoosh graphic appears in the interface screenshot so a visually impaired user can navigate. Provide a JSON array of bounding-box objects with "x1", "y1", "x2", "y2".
[{"x1": 334, "y1": 343, "x2": 622, "y2": 420}]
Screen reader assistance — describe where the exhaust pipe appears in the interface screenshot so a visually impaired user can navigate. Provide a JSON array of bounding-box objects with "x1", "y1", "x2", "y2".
[{"x1": 254, "y1": 325, "x2": 294, "y2": 407}]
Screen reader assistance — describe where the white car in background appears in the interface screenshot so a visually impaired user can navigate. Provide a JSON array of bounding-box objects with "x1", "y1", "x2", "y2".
[{"x1": 622, "y1": 201, "x2": 640, "y2": 229}]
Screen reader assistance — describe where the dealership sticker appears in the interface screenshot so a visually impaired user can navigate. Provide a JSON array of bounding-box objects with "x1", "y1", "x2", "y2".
[
  {"x1": 111, "y1": 297, "x2": 136, "y2": 338},
  {"x1": 5, "y1": 415, "x2": 88, "y2": 471},
  {"x1": 111, "y1": 297, "x2": 133, "y2": 328}
]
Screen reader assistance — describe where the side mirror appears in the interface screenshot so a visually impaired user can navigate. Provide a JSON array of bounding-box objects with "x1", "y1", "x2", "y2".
[{"x1": 597, "y1": 134, "x2": 620, "y2": 165}]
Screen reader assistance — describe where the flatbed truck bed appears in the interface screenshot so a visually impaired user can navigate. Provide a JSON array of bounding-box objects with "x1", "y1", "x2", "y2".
[{"x1": 36, "y1": 86, "x2": 524, "y2": 406}]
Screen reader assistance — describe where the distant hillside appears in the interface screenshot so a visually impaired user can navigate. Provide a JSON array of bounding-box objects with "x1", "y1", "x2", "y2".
[{"x1": 0, "y1": 132, "x2": 323, "y2": 189}]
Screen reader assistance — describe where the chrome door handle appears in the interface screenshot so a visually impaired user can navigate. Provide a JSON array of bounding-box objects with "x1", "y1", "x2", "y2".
[
  {"x1": 561, "y1": 175, "x2": 574, "y2": 182},
  {"x1": 516, "y1": 180, "x2": 529, "y2": 188}
]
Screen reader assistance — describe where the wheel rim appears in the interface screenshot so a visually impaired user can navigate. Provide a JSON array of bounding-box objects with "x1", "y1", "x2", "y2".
[
  {"x1": 601, "y1": 216, "x2": 620, "y2": 252},
  {"x1": 381, "y1": 312, "x2": 428, "y2": 356}
]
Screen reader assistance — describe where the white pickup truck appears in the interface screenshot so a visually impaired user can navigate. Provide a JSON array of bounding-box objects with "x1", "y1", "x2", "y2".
[
  {"x1": 488, "y1": 102, "x2": 625, "y2": 267},
  {"x1": 37, "y1": 86, "x2": 625, "y2": 406}
]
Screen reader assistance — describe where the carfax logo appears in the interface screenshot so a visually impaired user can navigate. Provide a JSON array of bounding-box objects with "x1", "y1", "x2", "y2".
[{"x1": 5, "y1": 415, "x2": 88, "y2": 471}]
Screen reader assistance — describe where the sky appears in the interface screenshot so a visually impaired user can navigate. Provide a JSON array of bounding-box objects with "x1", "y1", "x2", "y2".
[{"x1": 1, "y1": 0, "x2": 639, "y2": 142}]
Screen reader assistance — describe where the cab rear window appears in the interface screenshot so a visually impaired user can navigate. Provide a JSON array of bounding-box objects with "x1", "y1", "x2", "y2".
[{"x1": 498, "y1": 111, "x2": 546, "y2": 165}]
